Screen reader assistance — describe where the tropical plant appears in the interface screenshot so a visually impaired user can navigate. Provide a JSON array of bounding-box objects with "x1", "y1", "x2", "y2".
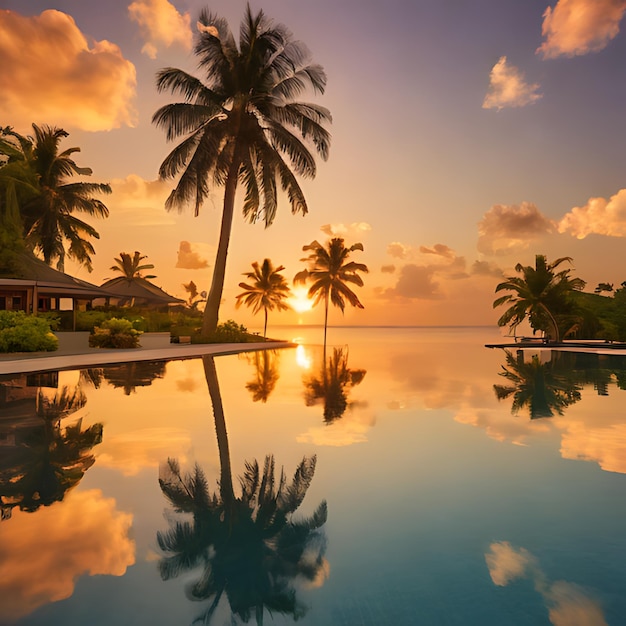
[
  {"x1": 88, "y1": 317, "x2": 142, "y2": 349},
  {"x1": 0, "y1": 310, "x2": 58, "y2": 353},
  {"x1": 156, "y1": 355, "x2": 328, "y2": 624},
  {"x1": 152, "y1": 4, "x2": 331, "y2": 336},
  {"x1": 493, "y1": 255, "x2": 586, "y2": 342},
  {"x1": 110, "y1": 251, "x2": 156, "y2": 279},
  {"x1": 235, "y1": 259, "x2": 291, "y2": 338},
  {"x1": 594, "y1": 282, "x2": 614, "y2": 294},
  {"x1": 0, "y1": 124, "x2": 111, "y2": 271},
  {"x1": 294, "y1": 238, "x2": 368, "y2": 354},
  {"x1": 182, "y1": 280, "x2": 206, "y2": 309},
  {"x1": 493, "y1": 350, "x2": 582, "y2": 419}
]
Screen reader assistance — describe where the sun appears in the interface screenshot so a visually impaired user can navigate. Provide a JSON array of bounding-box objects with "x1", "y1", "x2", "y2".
[{"x1": 289, "y1": 286, "x2": 313, "y2": 313}]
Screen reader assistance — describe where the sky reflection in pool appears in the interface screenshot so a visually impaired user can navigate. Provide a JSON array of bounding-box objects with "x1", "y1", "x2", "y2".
[{"x1": 1, "y1": 327, "x2": 625, "y2": 625}]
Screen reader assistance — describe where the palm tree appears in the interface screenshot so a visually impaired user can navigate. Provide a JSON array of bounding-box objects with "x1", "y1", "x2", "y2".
[
  {"x1": 3, "y1": 125, "x2": 111, "y2": 272},
  {"x1": 493, "y1": 255, "x2": 586, "y2": 342},
  {"x1": 294, "y1": 238, "x2": 368, "y2": 356},
  {"x1": 245, "y1": 350, "x2": 280, "y2": 402},
  {"x1": 152, "y1": 5, "x2": 331, "y2": 336},
  {"x1": 110, "y1": 251, "x2": 156, "y2": 279},
  {"x1": 235, "y1": 259, "x2": 291, "y2": 338},
  {"x1": 156, "y1": 355, "x2": 328, "y2": 624}
]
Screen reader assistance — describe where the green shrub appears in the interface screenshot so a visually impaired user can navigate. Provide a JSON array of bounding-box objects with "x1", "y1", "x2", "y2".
[
  {"x1": 89, "y1": 317, "x2": 142, "y2": 349},
  {"x1": 189, "y1": 319, "x2": 255, "y2": 344},
  {"x1": 0, "y1": 311, "x2": 59, "y2": 353}
]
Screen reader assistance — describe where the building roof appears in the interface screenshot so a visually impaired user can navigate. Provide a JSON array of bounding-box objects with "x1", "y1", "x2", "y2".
[
  {"x1": 99, "y1": 276, "x2": 184, "y2": 305},
  {"x1": 0, "y1": 253, "x2": 116, "y2": 299}
]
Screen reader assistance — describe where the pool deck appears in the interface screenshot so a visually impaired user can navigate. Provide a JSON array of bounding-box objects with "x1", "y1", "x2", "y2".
[
  {"x1": 0, "y1": 332, "x2": 295, "y2": 375},
  {"x1": 485, "y1": 339, "x2": 626, "y2": 356}
]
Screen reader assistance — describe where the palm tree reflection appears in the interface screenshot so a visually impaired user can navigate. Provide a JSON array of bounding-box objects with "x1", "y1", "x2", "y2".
[
  {"x1": 82, "y1": 361, "x2": 166, "y2": 395},
  {"x1": 0, "y1": 383, "x2": 103, "y2": 520},
  {"x1": 303, "y1": 347, "x2": 366, "y2": 422},
  {"x1": 494, "y1": 350, "x2": 582, "y2": 419},
  {"x1": 157, "y1": 355, "x2": 328, "y2": 624},
  {"x1": 245, "y1": 350, "x2": 280, "y2": 403}
]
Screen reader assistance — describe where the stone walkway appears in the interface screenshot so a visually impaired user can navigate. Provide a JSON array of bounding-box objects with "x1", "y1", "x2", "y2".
[{"x1": 0, "y1": 332, "x2": 294, "y2": 375}]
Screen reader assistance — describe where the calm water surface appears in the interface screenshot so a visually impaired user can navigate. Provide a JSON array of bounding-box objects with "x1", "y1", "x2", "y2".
[{"x1": 1, "y1": 326, "x2": 626, "y2": 625}]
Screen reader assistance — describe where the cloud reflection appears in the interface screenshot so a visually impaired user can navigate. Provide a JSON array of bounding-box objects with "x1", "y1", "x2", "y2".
[{"x1": 0, "y1": 489, "x2": 134, "y2": 621}]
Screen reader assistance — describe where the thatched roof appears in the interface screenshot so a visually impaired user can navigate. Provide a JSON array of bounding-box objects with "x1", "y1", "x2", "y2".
[
  {"x1": 99, "y1": 277, "x2": 184, "y2": 305},
  {"x1": 0, "y1": 253, "x2": 115, "y2": 299}
]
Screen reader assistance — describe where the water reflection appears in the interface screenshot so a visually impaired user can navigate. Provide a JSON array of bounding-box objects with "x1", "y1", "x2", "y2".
[
  {"x1": 83, "y1": 360, "x2": 166, "y2": 395},
  {"x1": 244, "y1": 350, "x2": 280, "y2": 403},
  {"x1": 0, "y1": 374, "x2": 103, "y2": 520},
  {"x1": 303, "y1": 347, "x2": 366, "y2": 422},
  {"x1": 157, "y1": 355, "x2": 329, "y2": 624},
  {"x1": 485, "y1": 541, "x2": 608, "y2": 625},
  {"x1": 494, "y1": 349, "x2": 626, "y2": 419},
  {"x1": 494, "y1": 350, "x2": 582, "y2": 419}
]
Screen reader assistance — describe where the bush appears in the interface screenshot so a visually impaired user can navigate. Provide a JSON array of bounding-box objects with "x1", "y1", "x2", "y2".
[
  {"x1": 0, "y1": 311, "x2": 59, "y2": 353},
  {"x1": 89, "y1": 317, "x2": 142, "y2": 349},
  {"x1": 189, "y1": 320, "x2": 256, "y2": 344}
]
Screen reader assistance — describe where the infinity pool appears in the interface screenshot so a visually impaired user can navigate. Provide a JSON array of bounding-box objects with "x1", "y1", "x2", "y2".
[{"x1": 1, "y1": 327, "x2": 625, "y2": 625}]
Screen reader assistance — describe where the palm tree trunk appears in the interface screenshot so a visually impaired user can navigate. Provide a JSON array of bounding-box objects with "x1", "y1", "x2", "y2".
[
  {"x1": 263, "y1": 308, "x2": 268, "y2": 339},
  {"x1": 202, "y1": 356, "x2": 235, "y2": 504},
  {"x1": 202, "y1": 163, "x2": 238, "y2": 336},
  {"x1": 323, "y1": 293, "x2": 329, "y2": 365}
]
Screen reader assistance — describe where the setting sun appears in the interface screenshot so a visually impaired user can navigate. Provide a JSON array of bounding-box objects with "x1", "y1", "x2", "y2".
[{"x1": 289, "y1": 286, "x2": 313, "y2": 313}]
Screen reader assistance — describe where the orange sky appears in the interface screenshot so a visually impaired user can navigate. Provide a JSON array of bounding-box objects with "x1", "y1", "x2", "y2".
[{"x1": 2, "y1": 1, "x2": 626, "y2": 327}]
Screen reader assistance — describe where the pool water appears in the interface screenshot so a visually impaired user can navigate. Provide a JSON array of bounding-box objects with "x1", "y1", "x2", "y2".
[{"x1": 1, "y1": 326, "x2": 625, "y2": 625}]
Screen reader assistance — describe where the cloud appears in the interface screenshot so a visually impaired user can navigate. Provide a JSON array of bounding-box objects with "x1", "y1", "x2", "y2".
[
  {"x1": 387, "y1": 242, "x2": 412, "y2": 259},
  {"x1": 381, "y1": 264, "x2": 396, "y2": 274},
  {"x1": 419, "y1": 243, "x2": 455, "y2": 259},
  {"x1": 478, "y1": 202, "x2": 555, "y2": 255},
  {"x1": 176, "y1": 241, "x2": 210, "y2": 269},
  {"x1": 0, "y1": 489, "x2": 134, "y2": 621},
  {"x1": 320, "y1": 222, "x2": 372, "y2": 238},
  {"x1": 0, "y1": 10, "x2": 136, "y2": 131},
  {"x1": 385, "y1": 264, "x2": 441, "y2": 299},
  {"x1": 482, "y1": 56, "x2": 542, "y2": 110},
  {"x1": 558, "y1": 189, "x2": 626, "y2": 238},
  {"x1": 537, "y1": 0, "x2": 626, "y2": 59},
  {"x1": 109, "y1": 175, "x2": 176, "y2": 226},
  {"x1": 128, "y1": 0, "x2": 192, "y2": 59},
  {"x1": 471, "y1": 260, "x2": 504, "y2": 277},
  {"x1": 485, "y1": 541, "x2": 535, "y2": 586}
]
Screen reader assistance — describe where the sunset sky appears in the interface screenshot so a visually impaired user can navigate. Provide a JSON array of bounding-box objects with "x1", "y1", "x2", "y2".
[{"x1": 2, "y1": 0, "x2": 626, "y2": 328}]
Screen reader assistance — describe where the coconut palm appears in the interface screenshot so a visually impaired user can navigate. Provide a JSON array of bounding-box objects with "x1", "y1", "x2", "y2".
[
  {"x1": 294, "y1": 238, "x2": 368, "y2": 355},
  {"x1": 152, "y1": 4, "x2": 331, "y2": 336},
  {"x1": 493, "y1": 255, "x2": 586, "y2": 342},
  {"x1": 110, "y1": 251, "x2": 156, "y2": 280},
  {"x1": 156, "y1": 355, "x2": 328, "y2": 624},
  {"x1": 235, "y1": 259, "x2": 291, "y2": 338},
  {"x1": 2, "y1": 125, "x2": 111, "y2": 272}
]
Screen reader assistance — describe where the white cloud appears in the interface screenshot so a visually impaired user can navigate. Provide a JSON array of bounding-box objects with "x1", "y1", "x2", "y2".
[
  {"x1": 483, "y1": 56, "x2": 542, "y2": 111},
  {"x1": 128, "y1": 0, "x2": 192, "y2": 59},
  {"x1": 558, "y1": 189, "x2": 626, "y2": 238},
  {"x1": 0, "y1": 10, "x2": 136, "y2": 131},
  {"x1": 176, "y1": 241, "x2": 210, "y2": 269},
  {"x1": 537, "y1": 0, "x2": 626, "y2": 59},
  {"x1": 320, "y1": 222, "x2": 372, "y2": 238}
]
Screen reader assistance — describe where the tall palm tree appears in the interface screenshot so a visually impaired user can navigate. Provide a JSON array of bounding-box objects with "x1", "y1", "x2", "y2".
[
  {"x1": 294, "y1": 238, "x2": 368, "y2": 356},
  {"x1": 152, "y1": 4, "x2": 331, "y2": 336},
  {"x1": 4, "y1": 125, "x2": 111, "y2": 272},
  {"x1": 156, "y1": 355, "x2": 328, "y2": 624},
  {"x1": 110, "y1": 251, "x2": 156, "y2": 279},
  {"x1": 493, "y1": 255, "x2": 586, "y2": 342},
  {"x1": 235, "y1": 259, "x2": 291, "y2": 338},
  {"x1": 245, "y1": 349, "x2": 280, "y2": 402}
]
